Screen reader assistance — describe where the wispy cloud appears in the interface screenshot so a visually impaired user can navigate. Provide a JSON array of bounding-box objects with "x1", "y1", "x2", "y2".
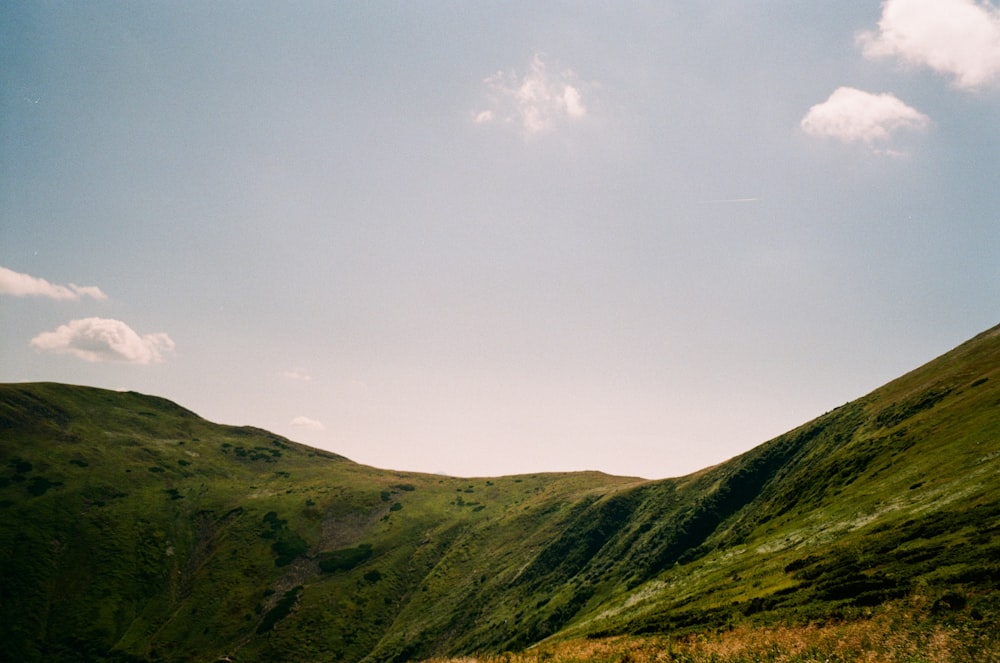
[
  {"x1": 800, "y1": 87, "x2": 930, "y2": 151},
  {"x1": 475, "y1": 54, "x2": 591, "y2": 139},
  {"x1": 859, "y1": 0, "x2": 1000, "y2": 90},
  {"x1": 281, "y1": 368, "x2": 313, "y2": 381},
  {"x1": 290, "y1": 415, "x2": 325, "y2": 431},
  {"x1": 0, "y1": 266, "x2": 108, "y2": 301},
  {"x1": 703, "y1": 197, "x2": 761, "y2": 204},
  {"x1": 30, "y1": 317, "x2": 174, "y2": 364}
]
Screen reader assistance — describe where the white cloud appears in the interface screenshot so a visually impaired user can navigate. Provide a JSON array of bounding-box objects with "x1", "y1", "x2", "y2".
[
  {"x1": 859, "y1": 0, "x2": 1000, "y2": 89},
  {"x1": 563, "y1": 85, "x2": 585, "y2": 118},
  {"x1": 476, "y1": 54, "x2": 591, "y2": 139},
  {"x1": 290, "y1": 415, "x2": 325, "y2": 431},
  {"x1": 281, "y1": 368, "x2": 313, "y2": 381},
  {"x1": 0, "y1": 266, "x2": 108, "y2": 301},
  {"x1": 800, "y1": 87, "x2": 930, "y2": 148},
  {"x1": 30, "y1": 317, "x2": 174, "y2": 364}
]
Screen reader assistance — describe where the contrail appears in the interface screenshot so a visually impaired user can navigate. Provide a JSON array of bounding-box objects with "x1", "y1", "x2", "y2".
[{"x1": 703, "y1": 197, "x2": 760, "y2": 204}]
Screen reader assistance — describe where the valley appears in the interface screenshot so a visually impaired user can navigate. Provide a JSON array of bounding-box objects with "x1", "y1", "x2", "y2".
[{"x1": 2, "y1": 324, "x2": 999, "y2": 662}]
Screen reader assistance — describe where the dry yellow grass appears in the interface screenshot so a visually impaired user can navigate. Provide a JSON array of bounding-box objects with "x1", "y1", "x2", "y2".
[{"x1": 419, "y1": 607, "x2": 1000, "y2": 663}]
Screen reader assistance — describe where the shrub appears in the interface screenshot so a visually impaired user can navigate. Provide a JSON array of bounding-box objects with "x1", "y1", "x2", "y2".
[
  {"x1": 27, "y1": 476, "x2": 62, "y2": 496},
  {"x1": 261, "y1": 511, "x2": 308, "y2": 565},
  {"x1": 272, "y1": 533, "x2": 307, "y2": 566},
  {"x1": 318, "y1": 544, "x2": 373, "y2": 573},
  {"x1": 256, "y1": 586, "x2": 302, "y2": 633}
]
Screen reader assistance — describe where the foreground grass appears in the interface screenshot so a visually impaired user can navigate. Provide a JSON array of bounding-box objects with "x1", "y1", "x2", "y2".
[{"x1": 422, "y1": 601, "x2": 1000, "y2": 663}]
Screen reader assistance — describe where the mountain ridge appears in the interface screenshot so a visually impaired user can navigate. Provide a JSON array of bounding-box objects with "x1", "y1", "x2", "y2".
[{"x1": 1, "y1": 323, "x2": 998, "y2": 661}]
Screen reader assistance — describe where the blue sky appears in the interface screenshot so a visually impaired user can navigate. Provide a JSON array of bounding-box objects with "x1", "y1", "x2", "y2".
[{"x1": 2, "y1": 1, "x2": 998, "y2": 478}]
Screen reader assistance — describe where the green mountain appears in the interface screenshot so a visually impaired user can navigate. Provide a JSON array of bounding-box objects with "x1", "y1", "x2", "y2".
[{"x1": 2, "y1": 324, "x2": 999, "y2": 662}]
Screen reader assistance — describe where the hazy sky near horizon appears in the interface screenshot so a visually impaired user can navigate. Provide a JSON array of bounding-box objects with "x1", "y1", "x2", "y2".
[{"x1": 2, "y1": 1, "x2": 998, "y2": 478}]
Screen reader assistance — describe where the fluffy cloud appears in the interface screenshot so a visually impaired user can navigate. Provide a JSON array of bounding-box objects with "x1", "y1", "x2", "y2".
[
  {"x1": 859, "y1": 0, "x2": 1000, "y2": 89},
  {"x1": 30, "y1": 317, "x2": 174, "y2": 364},
  {"x1": 290, "y1": 415, "x2": 325, "y2": 431},
  {"x1": 0, "y1": 266, "x2": 107, "y2": 301},
  {"x1": 475, "y1": 54, "x2": 590, "y2": 138},
  {"x1": 800, "y1": 87, "x2": 930, "y2": 147}
]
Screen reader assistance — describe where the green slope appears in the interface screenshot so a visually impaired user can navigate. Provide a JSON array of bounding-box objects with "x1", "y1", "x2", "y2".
[
  {"x1": 553, "y1": 323, "x2": 1000, "y2": 641},
  {"x1": 1, "y1": 324, "x2": 998, "y2": 662},
  {"x1": 0, "y1": 382, "x2": 642, "y2": 661}
]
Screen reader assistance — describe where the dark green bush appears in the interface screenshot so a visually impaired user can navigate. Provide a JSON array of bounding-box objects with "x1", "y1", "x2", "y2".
[
  {"x1": 260, "y1": 511, "x2": 307, "y2": 565},
  {"x1": 272, "y1": 531, "x2": 308, "y2": 566},
  {"x1": 318, "y1": 544, "x2": 373, "y2": 572},
  {"x1": 257, "y1": 586, "x2": 302, "y2": 633},
  {"x1": 27, "y1": 476, "x2": 63, "y2": 496}
]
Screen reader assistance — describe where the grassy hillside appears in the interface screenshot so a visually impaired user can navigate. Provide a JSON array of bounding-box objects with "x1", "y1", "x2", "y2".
[
  {"x1": 1, "y1": 323, "x2": 998, "y2": 661},
  {"x1": 554, "y1": 324, "x2": 1000, "y2": 646},
  {"x1": 0, "y1": 382, "x2": 642, "y2": 662}
]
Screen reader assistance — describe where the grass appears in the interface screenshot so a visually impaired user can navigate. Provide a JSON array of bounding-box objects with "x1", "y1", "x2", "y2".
[
  {"x1": 0, "y1": 382, "x2": 640, "y2": 662},
  {"x1": 0, "y1": 324, "x2": 998, "y2": 661},
  {"x1": 422, "y1": 608, "x2": 1000, "y2": 662}
]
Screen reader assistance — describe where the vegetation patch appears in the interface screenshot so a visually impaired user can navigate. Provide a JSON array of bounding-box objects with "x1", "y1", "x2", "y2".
[
  {"x1": 318, "y1": 544, "x2": 373, "y2": 573},
  {"x1": 227, "y1": 445, "x2": 282, "y2": 462},
  {"x1": 261, "y1": 511, "x2": 308, "y2": 566},
  {"x1": 423, "y1": 602, "x2": 1000, "y2": 663},
  {"x1": 256, "y1": 586, "x2": 303, "y2": 634},
  {"x1": 874, "y1": 387, "x2": 952, "y2": 429},
  {"x1": 27, "y1": 476, "x2": 63, "y2": 496}
]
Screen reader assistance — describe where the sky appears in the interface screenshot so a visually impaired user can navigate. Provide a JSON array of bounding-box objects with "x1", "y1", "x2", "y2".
[{"x1": 2, "y1": 1, "x2": 998, "y2": 479}]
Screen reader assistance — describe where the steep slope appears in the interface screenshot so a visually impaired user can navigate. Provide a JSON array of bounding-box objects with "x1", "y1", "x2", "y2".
[
  {"x1": 1, "y1": 323, "x2": 998, "y2": 661},
  {"x1": 551, "y1": 323, "x2": 1000, "y2": 640}
]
